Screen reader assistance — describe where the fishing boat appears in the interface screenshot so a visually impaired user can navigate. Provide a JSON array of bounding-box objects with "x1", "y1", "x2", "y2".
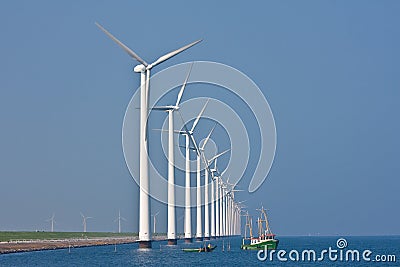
[
  {"x1": 182, "y1": 244, "x2": 217, "y2": 252},
  {"x1": 240, "y1": 206, "x2": 279, "y2": 250}
]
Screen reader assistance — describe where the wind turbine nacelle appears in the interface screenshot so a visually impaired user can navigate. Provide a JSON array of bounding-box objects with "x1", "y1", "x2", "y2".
[{"x1": 134, "y1": 64, "x2": 146, "y2": 73}]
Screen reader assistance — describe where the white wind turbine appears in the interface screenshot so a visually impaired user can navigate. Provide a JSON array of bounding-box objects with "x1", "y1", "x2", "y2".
[
  {"x1": 80, "y1": 212, "x2": 92, "y2": 233},
  {"x1": 178, "y1": 100, "x2": 209, "y2": 243},
  {"x1": 219, "y1": 175, "x2": 230, "y2": 237},
  {"x1": 237, "y1": 202, "x2": 247, "y2": 236},
  {"x1": 151, "y1": 211, "x2": 160, "y2": 234},
  {"x1": 221, "y1": 180, "x2": 226, "y2": 237},
  {"x1": 224, "y1": 177, "x2": 243, "y2": 236},
  {"x1": 151, "y1": 63, "x2": 193, "y2": 245},
  {"x1": 225, "y1": 192, "x2": 234, "y2": 236},
  {"x1": 218, "y1": 173, "x2": 224, "y2": 237},
  {"x1": 198, "y1": 124, "x2": 217, "y2": 240},
  {"x1": 114, "y1": 210, "x2": 127, "y2": 233},
  {"x1": 46, "y1": 213, "x2": 56, "y2": 232},
  {"x1": 209, "y1": 160, "x2": 220, "y2": 238},
  {"x1": 208, "y1": 150, "x2": 230, "y2": 237},
  {"x1": 96, "y1": 23, "x2": 201, "y2": 248}
]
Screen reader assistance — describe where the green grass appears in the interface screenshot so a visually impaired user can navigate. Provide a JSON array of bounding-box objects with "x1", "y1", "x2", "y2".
[{"x1": 0, "y1": 232, "x2": 138, "y2": 242}]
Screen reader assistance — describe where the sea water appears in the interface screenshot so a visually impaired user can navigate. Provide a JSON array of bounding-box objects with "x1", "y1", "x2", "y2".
[{"x1": 1, "y1": 236, "x2": 399, "y2": 266}]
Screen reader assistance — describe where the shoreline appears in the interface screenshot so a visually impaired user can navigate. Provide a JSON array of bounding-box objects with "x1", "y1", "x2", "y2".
[{"x1": 0, "y1": 235, "x2": 168, "y2": 255}]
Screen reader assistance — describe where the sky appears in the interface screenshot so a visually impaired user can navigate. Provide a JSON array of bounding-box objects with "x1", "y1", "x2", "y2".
[{"x1": 0, "y1": 1, "x2": 399, "y2": 236}]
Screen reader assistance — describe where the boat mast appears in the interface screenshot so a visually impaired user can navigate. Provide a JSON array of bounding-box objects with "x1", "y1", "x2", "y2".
[
  {"x1": 250, "y1": 215, "x2": 253, "y2": 238},
  {"x1": 243, "y1": 211, "x2": 254, "y2": 245},
  {"x1": 245, "y1": 211, "x2": 253, "y2": 238},
  {"x1": 258, "y1": 206, "x2": 271, "y2": 235}
]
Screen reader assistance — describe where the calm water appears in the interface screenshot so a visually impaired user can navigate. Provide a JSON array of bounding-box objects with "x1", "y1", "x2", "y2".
[{"x1": 1, "y1": 236, "x2": 399, "y2": 266}]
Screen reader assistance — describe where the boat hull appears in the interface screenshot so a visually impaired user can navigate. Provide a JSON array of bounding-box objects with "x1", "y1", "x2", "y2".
[
  {"x1": 182, "y1": 245, "x2": 217, "y2": 252},
  {"x1": 241, "y1": 239, "x2": 279, "y2": 250}
]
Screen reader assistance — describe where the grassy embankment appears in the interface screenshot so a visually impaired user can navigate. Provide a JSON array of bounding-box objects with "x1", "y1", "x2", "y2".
[{"x1": 0, "y1": 232, "x2": 139, "y2": 242}]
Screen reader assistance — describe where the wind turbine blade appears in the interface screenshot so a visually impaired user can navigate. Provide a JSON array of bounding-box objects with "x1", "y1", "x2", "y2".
[
  {"x1": 209, "y1": 148, "x2": 231, "y2": 163},
  {"x1": 190, "y1": 134, "x2": 201, "y2": 156},
  {"x1": 226, "y1": 175, "x2": 231, "y2": 184},
  {"x1": 177, "y1": 111, "x2": 201, "y2": 156},
  {"x1": 80, "y1": 212, "x2": 84, "y2": 218},
  {"x1": 95, "y1": 22, "x2": 148, "y2": 67},
  {"x1": 145, "y1": 69, "x2": 150, "y2": 141},
  {"x1": 220, "y1": 167, "x2": 227, "y2": 177},
  {"x1": 191, "y1": 99, "x2": 210, "y2": 132},
  {"x1": 175, "y1": 62, "x2": 194, "y2": 107},
  {"x1": 208, "y1": 159, "x2": 219, "y2": 178},
  {"x1": 200, "y1": 151, "x2": 212, "y2": 176},
  {"x1": 152, "y1": 128, "x2": 169, "y2": 132},
  {"x1": 151, "y1": 106, "x2": 174, "y2": 111},
  {"x1": 149, "y1": 40, "x2": 202, "y2": 68},
  {"x1": 200, "y1": 123, "x2": 217, "y2": 150},
  {"x1": 177, "y1": 111, "x2": 191, "y2": 136}
]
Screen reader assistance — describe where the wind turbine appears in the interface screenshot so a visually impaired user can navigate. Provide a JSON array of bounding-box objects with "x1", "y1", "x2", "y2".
[
  {"x1": 236, "y1": 201, "x2": 247, "y2": 236},
  {"x1": 207, "y1": 148, "x2": 230, "y2": 238},
  {"x1": 209, "y1": 151, "x2": 229, "y2": 238},
  {"x1": 219, "y1": 176, "x2": 231, "y2": 237},
  {"x1": 114, "y1": 210, "x2": 127, "y2": 233},
  {"x1": 151, "y1": 211, "x2": 160, "y2": 234},
  {"x1": 210, "y1": 159, "x2": 221, "y2": 238},
  {"x1": 210, "y1": 151, "x2": 230, "y2": 237},
  {"x1": 178, "y1": 100, "x2": 209, "y2": 243},
  {"x1": 46, "y1": 213, "x2": 55, "y2": 232},
  {"x1": 80, "y1": 212, "x2": 92, "y2": 233},
  {"x1": 232, "y1": 202, "x2": 240, "y2": 236},
  {"x1": 152, "y1": 63, "x2": 193, "y2": 245},
  {"x1": 224, "y1": 176, "x2": 242, "y2": 236},
  {"x1": 221, "y1": 181, "x2": 226, "y2": 237},
  {"x1": 198, "y1": 124, "x2": 216, "y2": 240},
  {"x1": 96, "y1": 23, "x2": 201, "y2": 249}
]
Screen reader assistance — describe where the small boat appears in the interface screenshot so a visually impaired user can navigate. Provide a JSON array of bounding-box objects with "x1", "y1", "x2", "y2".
[
  {"x1": 182, "y1": 244, "x2": 217, "y2": 252},
  {"x1": 241, "y1": 206, "x2": 279, "y2": 250}
]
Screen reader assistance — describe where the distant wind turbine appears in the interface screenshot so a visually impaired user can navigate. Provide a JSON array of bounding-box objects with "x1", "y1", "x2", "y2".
[
  {"x1": 114, "y1": 210, "x2": 127, "y2": 233},
  {"x1": 152, "y1": 211, "x2": 160, "y2": 234},
  {"x1": 46, "y1": 213, "x2": 56, "y2": 232},
  {"x1": 80, "y1": 212, "x2": 92, "y2": 233}
]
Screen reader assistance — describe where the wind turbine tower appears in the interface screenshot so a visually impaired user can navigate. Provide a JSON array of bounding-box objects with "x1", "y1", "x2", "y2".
[
  {"x1": 179, "y1": 100, "x2": 209, "y2": 243},
  {"x1": 152, "y1": 211, "x2": 160, "y2": 234},
  {"x1": 80, "y1": 212, "x2": 92, "y2": 233},
  {"x1": 152, "y1": 63, "x2": 193, "y2": 245},
  {"x1": 115, "y1": 210, "x2": 127, "y2": 233},
  {"x1": 46, "y1": 214, "x2": 55, "y2": 232}
]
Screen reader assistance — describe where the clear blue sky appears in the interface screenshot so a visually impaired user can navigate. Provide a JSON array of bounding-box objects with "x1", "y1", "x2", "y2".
[{"x1": 0, "y1": 1, "x2": 399, "y2": 235}]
